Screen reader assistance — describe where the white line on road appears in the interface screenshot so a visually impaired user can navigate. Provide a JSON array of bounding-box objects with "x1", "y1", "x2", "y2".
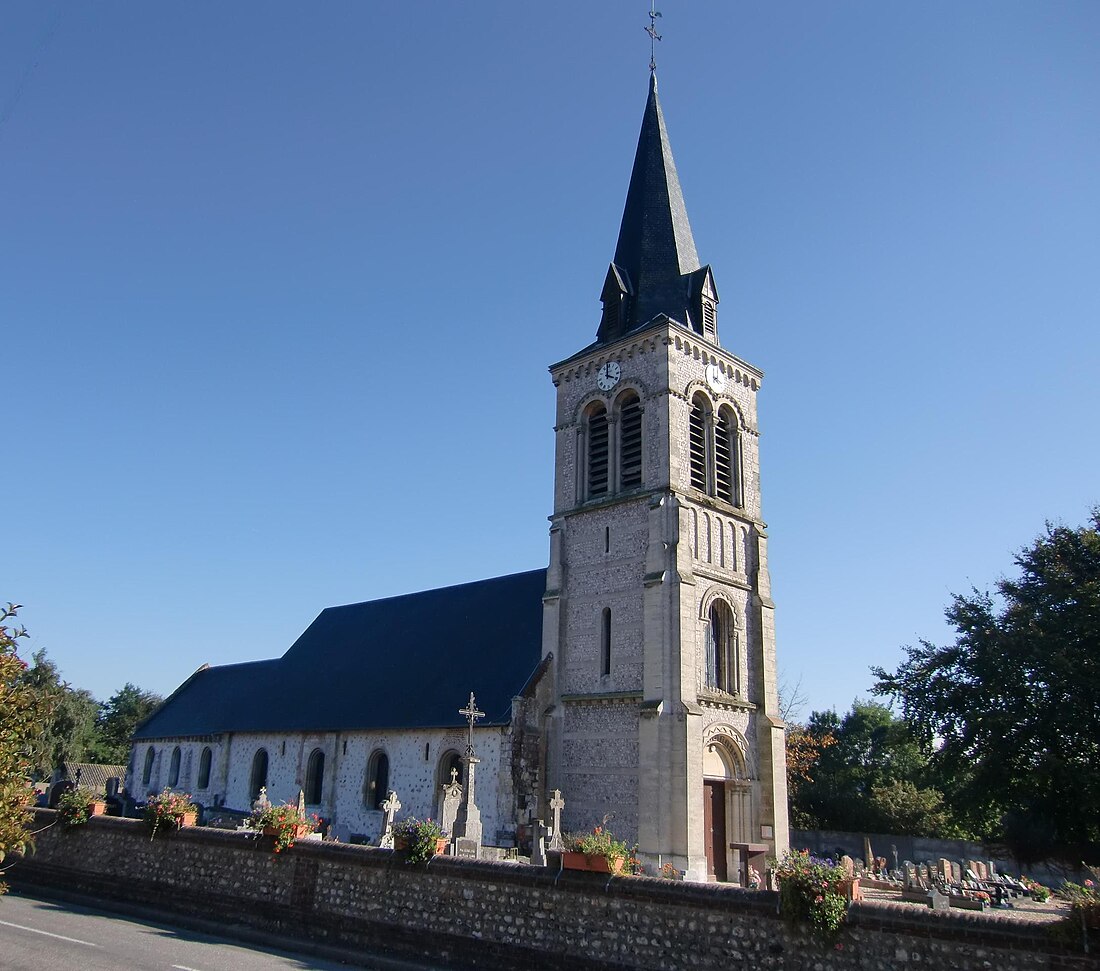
[
  {"x1": 171, "y1": 965, "x2": 206, "y2": 971},
  {"x1": 0, "y1": 918, "x2": 99, "y2": 947}
]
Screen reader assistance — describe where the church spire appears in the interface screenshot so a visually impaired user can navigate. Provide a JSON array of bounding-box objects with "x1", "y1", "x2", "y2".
[{"x1": 597, "y1": 72, "x2": 719, "y2": 346}]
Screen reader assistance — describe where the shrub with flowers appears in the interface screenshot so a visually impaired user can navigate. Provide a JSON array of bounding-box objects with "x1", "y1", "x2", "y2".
[
  {"x1": 1058, "y1": 871, "x2": 1100, "y2": 941},
  {"x1": 660, "y1": 862, "x2": 683, "y2": 880},
  {"x1": 57, "y1": 786, "x2": 101, "y2": 828},
  {"x1": 1018, "y1": 875, "x2": 1050, "y2": 902},
  {"x1": 565, "y1": 825, "x2": 633, "y2": 870},
  {"x1": 775, "y1": 851, "x2": 850, "y2": 936},
  {"x1": 143, "y1": 788, "x2": 197, "y2": 840},
  {"x1": 393, "y1": 817, "x2": 445, "y2": 865},
  {"x1": 249, "y1": 801, "x2": 316, "y2": 853}
]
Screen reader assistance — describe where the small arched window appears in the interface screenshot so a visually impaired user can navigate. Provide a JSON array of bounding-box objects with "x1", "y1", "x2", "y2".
[
  {"x1": 585, "y1": 402, "x2": 609, "y2": 497},
  {"x1": 715, "y1": 405, "x2": 741, "y2": 506},
  {"x1": 705, "y1": 600, "x2": 739, "y2": 695},
  {"x1": 250, "y1": 749, "x2": 268, "y2": 801},
  {"x1": 142, "y1": 747, "x2": 155, "y2": 786},
  {"x1": 305, "y1": 749, "x2": 325, "y2": 805},
  {"x1": 168, "y1": 746, "x2": 181, "y2": 787},
  {"x1": 617, "y1": 391, "x2": 643, "y2": 490},
  {"x1": 364, "y1": 750, "x2": 389, "y2": 810},
  {"x1": 438, "y1": 750, "x2": 463, "y2": 788},
  {"x1": 689, "y1": 394, "x2": 710, "y2": 492},
  {"x1": 197, "y1": 747, "x2": 212, "y2": 790},
  {"x1": 600, "y1": 607, "x2": 612, "y2": 677}
]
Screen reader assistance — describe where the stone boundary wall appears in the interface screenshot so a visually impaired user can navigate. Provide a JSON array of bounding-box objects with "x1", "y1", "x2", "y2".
[{"x1": 9, "y1": 811, "x2": 1095, "y2": 971}]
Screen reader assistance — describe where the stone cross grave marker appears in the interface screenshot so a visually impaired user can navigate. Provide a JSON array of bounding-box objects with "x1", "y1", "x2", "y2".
[
  {"x1": 530, "y1": 820, "x2": 547, "y2": 867},
  {"x1": 547, "y1": 789, "x2": 565, "y2": 851},
  {"x1": 379, "y1": 790, "x2": 401, "y2": 849},
  {"x1": 254, "y1": 786, "x2": 270, "y2": 812},
  {"x1": 452, "y1": 692, "x2": 485, "y2": 849},
  {"x1": 297, "y1": 789, "x2": 306, "y2": 817}
]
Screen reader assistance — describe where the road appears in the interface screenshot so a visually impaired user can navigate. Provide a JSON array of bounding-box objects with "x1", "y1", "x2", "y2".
[{"x1": 0, "y1": 889, "x2": 437, "y2": 971}]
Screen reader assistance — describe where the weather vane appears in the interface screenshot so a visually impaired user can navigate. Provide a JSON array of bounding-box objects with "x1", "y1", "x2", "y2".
[{"x1": 645, "y1": 2, "x2": 663, "y2": 73}]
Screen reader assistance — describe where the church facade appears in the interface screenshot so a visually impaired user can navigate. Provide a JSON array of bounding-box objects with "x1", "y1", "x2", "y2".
[{"x1": 130, "y1": 73, "x2": 789, "y2": 882}]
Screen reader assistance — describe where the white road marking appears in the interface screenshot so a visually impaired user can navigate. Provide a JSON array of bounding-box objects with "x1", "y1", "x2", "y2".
[
  {"x1": 0, "y1": 918, "x2": 99, "y2": 947},
  {"x1": 171, "y1": 966, "x2": 206, "y2": 971}
]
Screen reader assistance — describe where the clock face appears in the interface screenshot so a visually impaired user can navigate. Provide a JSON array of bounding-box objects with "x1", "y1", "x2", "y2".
[
  {"x1": 705, "y1": 363, "x2": 727, "y2": 393},
  {"x1": 597, "y1": 361, "x2": 622, "y2": 391}
]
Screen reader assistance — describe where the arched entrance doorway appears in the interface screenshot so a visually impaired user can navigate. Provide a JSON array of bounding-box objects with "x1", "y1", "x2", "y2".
[{"x1": 702, "y1": 735, "x2": 751, "y2": 883}]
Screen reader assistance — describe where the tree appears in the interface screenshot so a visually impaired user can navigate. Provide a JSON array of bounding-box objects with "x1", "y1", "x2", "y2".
[
  {"x1": 790, "y1": 700, "x2": 958, "y2": 836},
  {"x1": 95, "y1": 683, "x2": 163, "y2": 764},
  {"x1": 0, "y1": 605, "x2": 56, "y2": 895},
  {"x1": 872, "y1": 511, "x2": 1100, "y2": 859},
  {"x1": 17, "y1": 649, "x2": 100, "y2": 777}
]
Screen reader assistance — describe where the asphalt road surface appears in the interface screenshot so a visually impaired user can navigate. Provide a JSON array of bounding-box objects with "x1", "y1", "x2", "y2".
[{"x1": 0, "y1": 889, "x2": 438, "y2": 971}]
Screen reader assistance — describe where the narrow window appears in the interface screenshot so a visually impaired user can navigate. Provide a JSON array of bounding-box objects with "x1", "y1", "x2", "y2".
[
  {"x1": 702, "y1": 299, "x2": 717, "y2": 340},
  {"x1": 689, "y1": 395, "x2": 709, "y2": 491},
  {"x1": 250, "y1": 749, "x2": 269, "y2": 801},
  {"x1": 142, "y1": 747, "x2": 155, "y2": 786},
  {"x1": 586, "y1": 402, "x2": 609, "y2": 497},
  {"x1": 705, "y1": 602, "x2": 738, "y2": 694},
  {"x1": 605, "y1": 526, "x2": 610, "y2": 553},
  {"x1": 440, "y1": 751, "x2": 463, "y2": 787},
  {"x1": 365, "y1": 750, "x2": 389, "y2": 809},
  {"x1": 618, "y1": 391, "x2": 643, "y2": 489},
  {"x1": 305, "y1": 749, "x2": 325, "y2": 805},
  {"x1": 197, "y1": 747, "x2": 212, "y2": 790},
  {"x1": 600, "y1": 607, "x2": 612, "y2": 677},
  {"x1": 715, "y1": 406, "x2": 740, "y2": 505},
  {"x1": 167, "y1": 747, "x2": 181, "y2": 787}
]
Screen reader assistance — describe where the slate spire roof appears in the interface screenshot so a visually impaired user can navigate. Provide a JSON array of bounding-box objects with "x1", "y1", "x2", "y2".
[{"x1": 596, "y1": 72, "x2": 720, "y2": 346}]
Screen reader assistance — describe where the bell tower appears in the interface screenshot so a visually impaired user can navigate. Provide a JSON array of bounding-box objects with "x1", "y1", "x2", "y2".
[{"x1": 541, "y1": 72, "x2": 789, "y2": 880}]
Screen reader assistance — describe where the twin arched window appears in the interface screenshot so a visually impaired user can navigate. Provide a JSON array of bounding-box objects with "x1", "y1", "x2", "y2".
[
  {"x1": 584, "y1": 389, "x2": 644, "y2": 499},
  {"x1": 689, "y1": 393, "x2": 742, "y2": 506},
  {"x1": 705, "y1": 600, "x2": 740, "y2": 695}
]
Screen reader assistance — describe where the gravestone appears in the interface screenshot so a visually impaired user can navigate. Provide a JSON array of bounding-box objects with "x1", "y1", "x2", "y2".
[
  {"x1": 930, "y1": 888, "x2": 950, "y2": 911},
  {"x1": 454, "y1": 837, "x2": 479, "y2": 859},
  {"x1": 378, "y1": 790, "x2": 401, "y2": 849},
  {"x1": 253, "y1": 786, "x2": 270, "y2": 812},
  {"x1": 440, "y1": 768, "x2": 462, "y2": 836},
  {"x1": 547, "y1": 789, "x2": 565, "y2": 852},
  {"x1": 840, "y1": 855, "x2": 855, "y2": 879},
  {"x1": 530, "y1": 820, "x2": 547, "y2": 867}
]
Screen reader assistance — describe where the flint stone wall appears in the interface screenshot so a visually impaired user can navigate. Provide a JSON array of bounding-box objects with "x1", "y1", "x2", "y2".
[{"x1": 11, "y1": 811, "x2": 1094, "y2": 971}]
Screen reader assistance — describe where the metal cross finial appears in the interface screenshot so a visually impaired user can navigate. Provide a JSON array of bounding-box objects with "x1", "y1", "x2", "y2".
[
  {"x1": 645, "y1": 2, "x2": 663, "y2": 73},
  {"x1": 459, "y1": 691, "x2": 485, "y2": 757}
]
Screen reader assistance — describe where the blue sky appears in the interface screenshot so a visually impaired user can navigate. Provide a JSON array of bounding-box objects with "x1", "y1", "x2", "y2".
[{"x1": 3, "y1": 2, "x2": 1098, "y2": 722}]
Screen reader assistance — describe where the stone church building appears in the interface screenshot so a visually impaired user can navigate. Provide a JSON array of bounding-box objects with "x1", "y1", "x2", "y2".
[{"x1": 130, "y1": 72, "x2": 790, "y2": 882}]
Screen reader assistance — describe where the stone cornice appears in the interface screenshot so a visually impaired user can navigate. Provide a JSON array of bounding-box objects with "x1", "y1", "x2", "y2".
[
  {"x1": 697, "y1": 689, "x2": 756, "y2": 713},
  {"x1": 560, "y1": 691, "x2": 643, "y2": 706}
]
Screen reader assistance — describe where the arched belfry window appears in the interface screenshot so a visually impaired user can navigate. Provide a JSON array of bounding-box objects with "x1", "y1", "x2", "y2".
[
  {"x1": 689, "y1": 393, "x2": 711, "y2": 492},
  {"x1": 364, "y1": 750, "x2": 389, "y2": 810},
  {"x1": 617, "y1": 391, "x2": 643, "y2": 490},
  {"x1": 250, "y1": 749, "x2": 268, "y2": 801},
  {"x1": 197, "y1": 747, "x2": 212, "y2": 790},
  {"x1": 305, "y1": 749, "x2": 325, "y2": 805},
  {"x1": 585, "y1": 402, "x2": 609, "y2": 497},
  {"x1": 142, "y1": 747, "x2": 155, "y2": 787},
  {"x1": 705, "y1": 600, "x2": 739, "y2": 695},
  {"x1": 168, "y1": 746, "x2": 181, "y2": 787},
  {"x1": 715, "y1": 406, "x2": 741, "y2": 507}
]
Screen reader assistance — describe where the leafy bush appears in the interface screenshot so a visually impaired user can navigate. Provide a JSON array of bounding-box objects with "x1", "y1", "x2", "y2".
[
  {"x1": 57, "y1": 786, "x2": 100, "y2": 828},
  {"x1": 143, "y1": 788, "x2": 197, "y2": 839},
  {"x1": 775, "y1": 851, "x2": 850, "y2": 936},
  {"x1": 393, "y1": 817, "x2": 444, "y2": 865}
]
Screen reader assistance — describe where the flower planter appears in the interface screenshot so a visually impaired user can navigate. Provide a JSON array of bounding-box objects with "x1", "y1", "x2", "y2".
[
  {"x1": 838, "y1": 878, "x2": 861, "y2": 902},
  {"x1": 263, "y1": 824, "x2": 312, "y2": 839},
  {"x1": 177, "y1": 810, "x2": 198, "y2": 828},
  {"x1": 394, "y1": 835, "x2": 450, "y2": 856},
  {"x1": 88, "y1": 801, "x2": 107, "y2": 817},
  {"x1": 562, "y1": 852, "x2": 624, "y2": 874}
]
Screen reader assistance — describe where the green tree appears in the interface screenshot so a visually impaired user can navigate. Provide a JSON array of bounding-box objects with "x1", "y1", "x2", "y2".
[
  {"x1": 95, "y1": 683, "x2": 163, "y2": 764},
  {"x1": 17, "y1": 649, "x2": 101, "y2": 777},
  {"x1": 792, "y1": 700, "x2": 958, "y2": 836},
  {"x1": 0, "y1": 605, "x2": 56, "y2": 895},
  {"x1": 872, "y1": 511, "x2": 1100, "y2": 859}
]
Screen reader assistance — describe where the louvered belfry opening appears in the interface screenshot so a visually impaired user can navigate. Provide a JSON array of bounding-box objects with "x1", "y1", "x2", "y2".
[
  {"x1": 689, "y1": 396, "x2": 708, "y2": 491},
  {"x1": 715, "y1": 409, "x2": 735, "y2": 504},
  {"x1": 587, "y1": 403, "x2": 609, "y2": 496},
  {"x1": 618, "y1": 392, "x2": 643, "y2": 489}
]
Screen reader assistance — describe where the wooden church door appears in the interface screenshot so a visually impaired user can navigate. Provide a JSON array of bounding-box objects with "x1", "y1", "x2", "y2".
[{"x1": 703, "y1": 780, "x2": 727, "y2": 882}]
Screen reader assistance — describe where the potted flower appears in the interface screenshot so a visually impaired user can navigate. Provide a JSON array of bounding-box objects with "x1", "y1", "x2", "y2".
[
  {"x1": 747, "y1": 864, "x2": 763, "y2": 890},
  {"x1": 562, "y1": 826, "x2": 632, "y2": 874},
  {"x1": 143, "y1": 788, "x2": 198, "y2": 839},
  {"x1": 392, "y1": 817, "x2": 447, "y2": 864},
  {"x1": 775, "y1": 851, "x2": 850, "y2": 936},
  {"x1": 660, "y1": 862, "x2": 683, "y2": 881},
  {"x1": 57, "y1": 786, "x2": 106, "y2": 827},
  {"x1": 249, "y1": 801, "x2": 316, "y2": 853}
]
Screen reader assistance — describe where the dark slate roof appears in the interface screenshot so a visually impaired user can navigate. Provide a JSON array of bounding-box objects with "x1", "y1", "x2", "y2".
[
  {"x1": 133, "y1": 569, "x2": 547, "y2": 740},
  {"x1": 598, "y1": 72, "x2": 702, "y2": 342}
]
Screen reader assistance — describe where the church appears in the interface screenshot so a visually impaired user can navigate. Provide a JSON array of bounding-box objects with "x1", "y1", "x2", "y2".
[{"x1": 129, "y1": 70, "x2": 790, "y2": 883}]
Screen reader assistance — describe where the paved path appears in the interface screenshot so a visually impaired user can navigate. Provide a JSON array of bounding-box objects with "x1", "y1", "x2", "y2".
[{"x1": 0, "y1": 888, "x2": 437, "y2": 971}]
